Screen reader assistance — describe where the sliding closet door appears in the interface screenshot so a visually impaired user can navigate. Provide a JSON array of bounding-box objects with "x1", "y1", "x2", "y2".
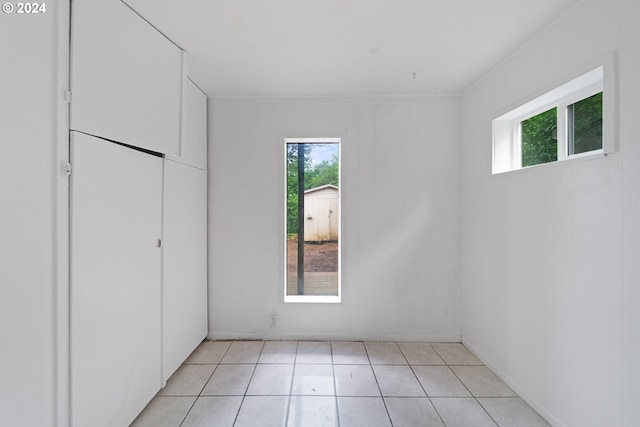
[
  {"x1": 70, "y1": 132, "x2": 163, "y2": 427},
  {"x1": 163, "y1": 159, "x2": 208, "y2": 381}
]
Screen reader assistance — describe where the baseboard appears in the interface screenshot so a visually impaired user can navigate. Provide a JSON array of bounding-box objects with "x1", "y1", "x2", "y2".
[
  {"x1": 208, "y1": 331, "x2": 462, "y2": 343},
  {"x1": 461, "y1": 338, "x2": 567, "y2": 427}
]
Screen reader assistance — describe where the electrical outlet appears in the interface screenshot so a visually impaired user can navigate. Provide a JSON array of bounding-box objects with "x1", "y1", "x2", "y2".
[{"x1": 270, "y1": 313, "x2": 277, "y2": 328}]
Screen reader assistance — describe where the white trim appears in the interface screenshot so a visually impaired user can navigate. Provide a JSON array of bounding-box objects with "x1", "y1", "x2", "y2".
[
  {"x1": 285, "y1": 137, "x2": 341, "y2": 144},
  {"x1": 209, "y1": 332, "x2": 463, "y2": 343},
  {"x1": 56, "y1": 2, "x2": 71, "y2": 426},
  {"x1": 283, "y1": 138, "x2": 342, "y2": 304},
  {"x1": 284, "y1": 295, "x2": 341, "y2": 304},
  {"x1": 178, "y1": 51, "x2": 187, "y2": 158},
  {"x1": 208, "y1": 93, "x2": 461, "y2": 100}
]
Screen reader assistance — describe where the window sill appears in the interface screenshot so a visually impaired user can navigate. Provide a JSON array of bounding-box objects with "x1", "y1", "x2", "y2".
[
  {"x1": 492, "y1": 150, "x2": 611, "y2": 175},
  {"x1": 284, "y1": 295, "x2": 341, "y2": 304}
]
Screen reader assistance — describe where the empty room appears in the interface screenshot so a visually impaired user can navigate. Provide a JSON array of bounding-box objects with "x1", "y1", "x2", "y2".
[{"x1": 1, "y1": 0, "x2": 639, "y2": 426}]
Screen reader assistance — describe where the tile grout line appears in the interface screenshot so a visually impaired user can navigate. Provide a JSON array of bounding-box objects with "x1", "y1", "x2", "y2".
[
  {"x1": 283, "y1": 341, "x2": 300, "y2": 427},
  {"x1": 232, "y1": 341, "x2": 264, "y2": 426},
  {"x1": 330, "y1": 342, "x2": 341, "y2": 427},
  {"x1": 403, "y1": 343, "x2": 449, "y2": 427},
  {"x1": 436, "y1": 343, "x2": 500, "y2": 427},
  {"x1": 439, "y1": 343, "x2": 501, "y2": 427},
  {"x1": 363, "y1": 342, "x2": 394, "y2": 426},
  {"x1": 177, "y1": 340, "x2": 233, "y2": 427},
  {"x1": 181, "y1": 363, "x2": 217, "y2": 427},
  {"x1": 414, "y1": 343, "x2": 498, "y2": 426}
]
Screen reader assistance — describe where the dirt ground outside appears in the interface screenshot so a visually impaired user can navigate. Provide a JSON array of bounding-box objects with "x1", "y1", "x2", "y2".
[{"x1": 287, "y1": 236, "x2": 338, "y2": 273}]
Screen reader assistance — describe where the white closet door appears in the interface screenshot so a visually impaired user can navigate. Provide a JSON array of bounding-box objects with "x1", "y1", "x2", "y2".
[
  {"x1": 163, "y1": 159, "x2": 208, "y2": 381},
  {"x1": 70, "y1": 132, "x2": 163, "y2": 427}
]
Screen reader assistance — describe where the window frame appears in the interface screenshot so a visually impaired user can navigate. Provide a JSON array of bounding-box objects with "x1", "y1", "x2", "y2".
[
  {"x1": 283, "y1": 137, "x2": 342, "y2": 304},
  {"x1": 492, "y1": 53, "x2": 615, "y2": 174}
]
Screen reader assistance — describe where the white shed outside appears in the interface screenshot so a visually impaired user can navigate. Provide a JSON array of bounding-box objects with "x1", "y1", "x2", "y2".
[{"x1": 304, "y1": 185, "x2": 339, "y2": 242}]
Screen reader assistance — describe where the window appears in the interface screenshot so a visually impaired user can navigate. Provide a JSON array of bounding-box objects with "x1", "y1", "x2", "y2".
[
  {"x1": 284, "y1": 138, "x2": 341, "y2": 303},
  {"x1": 521, "y1": 107, "x2": 558, "y2": 167},
  {"x1": 568, "y1": 92, "x2": 603, "y2": 155},
  {"x1": 493, "y1": 56, "x2": 615, "y2": 174}
]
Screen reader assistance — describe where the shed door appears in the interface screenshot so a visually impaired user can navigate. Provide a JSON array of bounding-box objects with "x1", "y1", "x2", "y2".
[{"x1": 305, "y1": 196, "x2": 338, "y2": 242}]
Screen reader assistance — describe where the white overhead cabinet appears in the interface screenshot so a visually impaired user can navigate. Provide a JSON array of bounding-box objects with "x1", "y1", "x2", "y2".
[
  {"x1": 70, "y1": 0, "x2": 182, "y2": 156},
  {"x1": 163, "y1": 160, "x2": 208, "y2": 381},
  {"x1": 70, "y1": 132, "x2": 163, "y2": 427}
]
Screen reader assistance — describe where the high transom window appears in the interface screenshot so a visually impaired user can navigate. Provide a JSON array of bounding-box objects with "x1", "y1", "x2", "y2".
[{"x1": 492, "y1": 56, "x2": 615, "y2": 174}]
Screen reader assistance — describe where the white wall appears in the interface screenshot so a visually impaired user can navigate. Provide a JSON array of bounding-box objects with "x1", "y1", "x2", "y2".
[
  {"x1": 0, "y1": 4, "x2": 69, "y2": 427},
  {"x1": 209, "y1": 96, "x2": 461, "y2": 341},
  {"x1": 461, "y1": 0, "x2": 640, "y2": 426}
]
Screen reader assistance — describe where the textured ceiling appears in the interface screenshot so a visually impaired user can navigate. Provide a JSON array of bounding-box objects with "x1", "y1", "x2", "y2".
[{"x1": 124, "y1": 0, "x2": 581, "y2": 97}]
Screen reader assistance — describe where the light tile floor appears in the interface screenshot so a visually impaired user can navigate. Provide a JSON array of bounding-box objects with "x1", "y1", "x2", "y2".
[{"x1": 131, "y1": 341, "x2": 550, "y2": 427}]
